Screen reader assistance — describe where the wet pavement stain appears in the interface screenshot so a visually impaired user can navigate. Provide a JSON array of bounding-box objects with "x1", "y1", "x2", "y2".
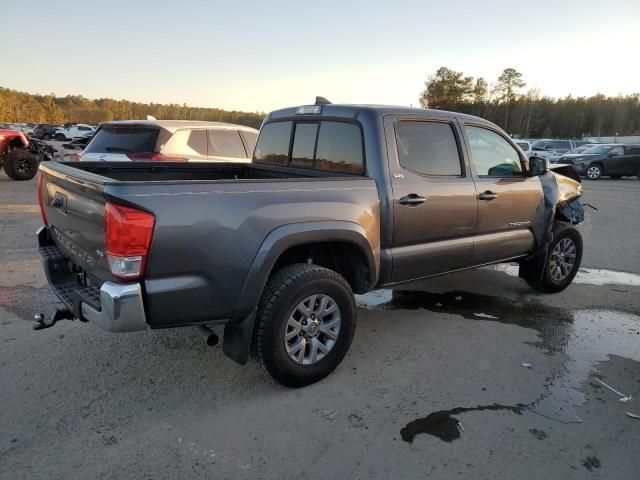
[
  {"x1": 529, "y1": 428, "x2": 548, "y2": 440},
  {"x1": 362, "y1": 289, "x2": 640, "y2": 432},
  {"x1": 582, "y1": 456, "x2": 601, "y2": 471},
  {"x1": 0, "y1": 284, "x2": 59, "y2": 322},
  {"x1": 400, "y1": 404, "x2": 525, "y2": 443},
  {"x1": 358, "y1": 289, "x2": 575, "y2": 352}
]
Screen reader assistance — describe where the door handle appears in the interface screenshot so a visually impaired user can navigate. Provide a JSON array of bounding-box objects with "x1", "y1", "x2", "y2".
[
  {"x1": 478, "y1": 191, "x2": 498, "y2": 201},
  {"x1": 399, "y1": 194, "x2": 427, "y2": 206}
]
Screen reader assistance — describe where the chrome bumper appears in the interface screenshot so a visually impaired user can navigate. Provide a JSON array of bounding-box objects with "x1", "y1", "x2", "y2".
[{"x1": 81, "y1": 282, "x2": 148, "y2": 332}]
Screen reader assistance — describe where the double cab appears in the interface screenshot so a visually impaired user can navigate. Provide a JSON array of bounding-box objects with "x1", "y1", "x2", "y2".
[{"x1": 36, "y1": 100, "x2": 585, "y2": 386}]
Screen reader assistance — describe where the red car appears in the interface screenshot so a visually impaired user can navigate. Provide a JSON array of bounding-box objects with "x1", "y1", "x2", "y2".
[{"x1": 0, "y1": 129, "x2": 54, "y2": 180}]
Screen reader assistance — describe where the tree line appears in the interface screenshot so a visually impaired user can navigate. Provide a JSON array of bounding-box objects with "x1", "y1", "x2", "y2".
[
  {"x1": 419, "y1": 67, "x2": 640, "y2": 139},
  {"x1": 0, "y1": 87, "x2": 265, "y2": 129}
]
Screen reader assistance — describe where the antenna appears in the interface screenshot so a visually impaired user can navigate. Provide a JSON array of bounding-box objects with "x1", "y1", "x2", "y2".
[{"x1": 315, "y1": 96, "x2": 331, "y2": 105}]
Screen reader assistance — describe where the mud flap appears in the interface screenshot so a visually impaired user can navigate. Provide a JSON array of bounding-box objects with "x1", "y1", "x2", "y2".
[{"x1": 222, "y1": 310, "x2": 257, "y2": 365}]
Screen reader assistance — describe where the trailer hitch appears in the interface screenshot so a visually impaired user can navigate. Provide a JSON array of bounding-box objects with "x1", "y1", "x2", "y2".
[{"x1": 33, "y1": 308, "x2": 75, "y2": 330}]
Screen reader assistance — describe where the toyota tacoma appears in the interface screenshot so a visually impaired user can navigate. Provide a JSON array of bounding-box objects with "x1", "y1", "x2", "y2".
[{"x1": 35, "y1": 99, "x2": 585, "y2": 386}]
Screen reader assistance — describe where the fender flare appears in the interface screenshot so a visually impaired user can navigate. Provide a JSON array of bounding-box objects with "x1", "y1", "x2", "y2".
[{"x1": 222, "y1": 221, "x2": 378, "y2": 364}]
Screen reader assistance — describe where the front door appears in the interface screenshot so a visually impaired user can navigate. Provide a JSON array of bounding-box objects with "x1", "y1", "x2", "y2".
[
  {"x1": 462, "y1": 123, "x2": 542, "y2": 264},
  {"x1": 385, "y1": 115, "x2": 478, "y2": 282}
]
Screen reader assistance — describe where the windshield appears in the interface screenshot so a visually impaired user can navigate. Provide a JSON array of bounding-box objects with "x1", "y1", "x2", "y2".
[
  {"x1": 516, "y1": 142, "x2": 530, "y2": 150},
  {"x1": 581, "y1": 145, "x2": 613, "y2": 154}
]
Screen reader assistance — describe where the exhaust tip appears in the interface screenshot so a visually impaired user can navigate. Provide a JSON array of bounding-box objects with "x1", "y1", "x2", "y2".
[{"x1": 196, "y1": 325, "x2": 219, "y2": 347}]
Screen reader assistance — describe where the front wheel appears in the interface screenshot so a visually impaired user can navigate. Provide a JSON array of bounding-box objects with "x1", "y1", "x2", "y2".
[
  {"x1": 524, "y1": 225, "x2": 583, "y2": 293},
  {"x1": 54, "y1": 133, "x2": 66, "y2": 141},
  {"x1": 586, "y1": 164, "x2": 603, "y2": 180},
  {"x1": 3, "y1": 149, "x2": 39, "y2": 180},
  {"x1": 252, "y1": 264, "x2": 356, "y2": 387}
]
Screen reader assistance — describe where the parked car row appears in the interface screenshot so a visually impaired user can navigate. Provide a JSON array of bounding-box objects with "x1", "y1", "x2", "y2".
[{"x1": 559, "y1": 143, "x2": 640, "y2": 179}]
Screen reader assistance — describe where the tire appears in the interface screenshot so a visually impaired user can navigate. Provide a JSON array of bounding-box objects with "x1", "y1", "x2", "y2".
[
  {"x1": 525, "y1": 224, "x2": 583, "y2": 293},
  {"x1": 43, "y1": 133, "x2": 51, "y2": 141},
  {"x1": 3, "y1": 149, "x2": 39, "y2": 181},
  {"x1": 54, "y1": 133, "x2": 66, "y2": 141},
  {"x1": 252, "y1": 263, "x2": 356, "y2": 387},
  {"x1": 585, "y1": 163, "x2": 603, "y2": 180}
]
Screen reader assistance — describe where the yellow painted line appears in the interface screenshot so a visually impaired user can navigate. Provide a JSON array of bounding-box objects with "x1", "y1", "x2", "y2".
[{"x1": 0, "y1": 204, "x2": 39, "y2": 214}]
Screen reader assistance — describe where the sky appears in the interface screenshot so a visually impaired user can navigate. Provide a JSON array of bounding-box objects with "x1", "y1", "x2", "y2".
[{"x1": 1, "y1": 0, "x2": 638, "y2": 113}]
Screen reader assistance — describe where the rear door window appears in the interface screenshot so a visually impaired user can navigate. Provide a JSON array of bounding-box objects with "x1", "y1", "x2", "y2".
[
  {"x1": 85, "y1": 126, "x2": 159, "y2": 153},
  {"x1": 187, "y1": 130, "x2": 208, "y2": 155},
  {"x1": 395, "y1": 121, "x2": 462, "y2": 176},
  {"x1": 208, "y1": 129, "x2": 248, "y2": 158}
]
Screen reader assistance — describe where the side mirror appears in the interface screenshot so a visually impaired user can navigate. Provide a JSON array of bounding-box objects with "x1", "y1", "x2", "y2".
[{"x1": 529, "y1": 156, "x2": 549, "y2": 176}]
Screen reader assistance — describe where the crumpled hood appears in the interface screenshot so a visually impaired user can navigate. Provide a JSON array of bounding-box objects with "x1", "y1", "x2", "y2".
[{"x1": 553, "y1": 171, "x2": 582, "y2": 203}]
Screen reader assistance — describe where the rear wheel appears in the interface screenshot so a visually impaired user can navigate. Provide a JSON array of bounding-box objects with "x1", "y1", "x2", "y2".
[
  {"x1": 524, "y1": 225, "x2": 583, "y2": 293},
  {"x1": 252, "y1": 263, "x2": 356, "y2": 387},
  {"x1": 586, "y1": 163, "x2": 603, "y2": 180},
  {"x1": 3, "y1": 149, "x2": 39, "y2": 180},
  {"x1": 43, "y1": 133, "x2": 51, "y2": 141}
]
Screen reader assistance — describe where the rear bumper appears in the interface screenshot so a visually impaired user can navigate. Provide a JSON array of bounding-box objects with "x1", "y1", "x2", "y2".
[
  {"x1": 37, "y1": 227, "x2": 147, "y2": 332},
  {"x1": 80, "y1": 282, "x2": 147, "y2": 332}
]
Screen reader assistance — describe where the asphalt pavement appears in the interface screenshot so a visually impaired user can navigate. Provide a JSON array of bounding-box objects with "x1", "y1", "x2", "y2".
[{"x1": 1, "y1": 170, "x2": 639, "y2": 480}]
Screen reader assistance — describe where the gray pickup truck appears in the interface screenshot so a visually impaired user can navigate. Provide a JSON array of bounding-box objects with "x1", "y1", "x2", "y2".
[{"x1": 35, "y1": 100, "x2": 585, "y2": 386}]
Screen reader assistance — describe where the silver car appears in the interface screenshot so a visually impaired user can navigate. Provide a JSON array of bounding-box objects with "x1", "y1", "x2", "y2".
[{"x1": 81, "y1": 120, "x2": 258, "y2": 162}]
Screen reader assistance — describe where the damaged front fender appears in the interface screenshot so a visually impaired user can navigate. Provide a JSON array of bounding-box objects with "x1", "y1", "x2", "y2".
[{"x1": 519, "y1": 170, "x2": 586, "y2": 283}]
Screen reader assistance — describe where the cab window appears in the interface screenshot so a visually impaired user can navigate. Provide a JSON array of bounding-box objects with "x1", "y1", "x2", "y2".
[
  {"x1": 395, "y1": 121, "x2": 462, "y2": 176},
  {"x1": 465, "y1": 126, "x2": 523, "y2": 177}
]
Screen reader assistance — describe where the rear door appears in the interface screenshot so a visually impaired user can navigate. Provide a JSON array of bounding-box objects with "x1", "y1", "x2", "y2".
[
  {"x1": 386, "y1": 115, "x2": 477, "y2": 282},
  {"x1": 606, "y1": 145, "x2": 634, "y2": 175},
  {"x1": 462, "y1": 123, "x2": 542, "y2": 264}
]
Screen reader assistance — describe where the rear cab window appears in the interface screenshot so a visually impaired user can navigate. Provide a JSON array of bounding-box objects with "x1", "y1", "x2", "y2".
[
  {"x1": 254, "y1": 120, "x2": 364, "y2": 175},
  {"x1": 85, "y1": 125, "x2": 160, "y2": 154}
]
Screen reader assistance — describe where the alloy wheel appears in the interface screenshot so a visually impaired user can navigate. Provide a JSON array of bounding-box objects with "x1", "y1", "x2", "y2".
[
  {"x1": 549, "y1": 237, "x2": 577, "y2": 281},
  {"x1": 284, "y1": 294, "x2": 341, "y2": 365}
]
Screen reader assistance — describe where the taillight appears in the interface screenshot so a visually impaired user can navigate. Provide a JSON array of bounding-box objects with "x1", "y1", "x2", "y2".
[
  {"x1": 37, "y1": 175, "x2": 48, "y2": 225},
  {"x1": 126, "y1": 152, "x2": 188, "y2": 162},
  {"x1": 104, "y1": 203, "x2": 155, "y2": 279}
]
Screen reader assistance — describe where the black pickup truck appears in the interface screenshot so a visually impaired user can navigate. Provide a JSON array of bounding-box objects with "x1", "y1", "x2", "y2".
[{"x1": 35, "y1": 100, "x2": 585, "y2": 386}]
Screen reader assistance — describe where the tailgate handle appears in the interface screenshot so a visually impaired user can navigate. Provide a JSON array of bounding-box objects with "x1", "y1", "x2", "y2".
[{"x1": 53, "y1": 192, "x2": 67, "y2": 213}]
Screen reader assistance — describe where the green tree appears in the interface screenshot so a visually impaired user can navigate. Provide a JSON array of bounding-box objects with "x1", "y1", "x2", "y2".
[
  {"x1": 419, "y1": 67, "x2": 475, "y2": 109},
  {"x1": 495, "y1": 68, "x2": 526, "y2": 133}
]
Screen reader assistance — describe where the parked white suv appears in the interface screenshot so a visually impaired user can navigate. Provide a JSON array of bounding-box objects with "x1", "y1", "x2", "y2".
[
  {"x1": 80, "y1": 120, "x2": 258, "y2": 162},
  {"x1": 54, "y1": 124, "x2": 96, "y2": 141}
]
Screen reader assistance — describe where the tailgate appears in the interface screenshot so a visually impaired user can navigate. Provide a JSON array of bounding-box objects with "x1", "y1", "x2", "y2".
[{"x1": 39, "y1": 163, "x2": 112, "y2": 282}]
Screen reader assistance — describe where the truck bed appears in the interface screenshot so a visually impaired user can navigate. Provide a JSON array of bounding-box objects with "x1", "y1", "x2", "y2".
[
  {"x1": 63, "y1": 161, "x2": 352, "y2": 183},
  {"x1": 37, "y1": 160, "x2": 381, "y2": 330}
]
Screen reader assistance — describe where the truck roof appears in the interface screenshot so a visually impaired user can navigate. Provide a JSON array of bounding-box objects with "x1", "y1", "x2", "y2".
[{"x1": 267, "y1": 103, "x2": 495, "y2": 126}]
